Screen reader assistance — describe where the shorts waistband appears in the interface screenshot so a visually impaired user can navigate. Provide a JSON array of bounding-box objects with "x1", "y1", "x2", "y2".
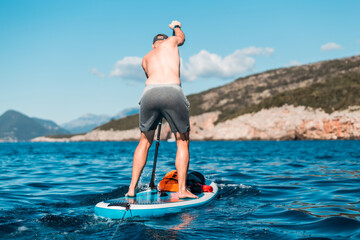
[
  {"x1": 144, "y1": 83, "x2": 181, "y2": 88},
  {"x1": 139, "y1": 84, "x2": 184, "y2": 104},
  {"x1": 143, "y1": 84, "x2": 182, "y2": 93}
]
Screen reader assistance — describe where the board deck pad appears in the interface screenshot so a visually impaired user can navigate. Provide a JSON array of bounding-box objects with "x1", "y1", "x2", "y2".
[
  {"x1": 95, "y1": 181, "x2": 218, "y2": 219},
  {"x1": 107, "y1": 191, "x2": 204, "y2": 206}
]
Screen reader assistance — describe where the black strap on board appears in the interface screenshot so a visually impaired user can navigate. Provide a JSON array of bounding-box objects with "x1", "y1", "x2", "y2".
[{"x1": 149, "y1": 119, "x2": 162, "y2": 189}]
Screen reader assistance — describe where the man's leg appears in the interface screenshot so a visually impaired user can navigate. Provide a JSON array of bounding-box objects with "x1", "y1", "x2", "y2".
[
  {"x1": 175, "y1": 132, "x2": 198, "y2": 199},
  {"x1": 125, "y1": 130, "x2": 155, "y2": 197}
]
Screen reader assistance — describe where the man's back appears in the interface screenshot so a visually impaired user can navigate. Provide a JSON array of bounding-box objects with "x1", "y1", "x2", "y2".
[{"x1": 142, "y1": 28, "x2": 185, "y2": 85}]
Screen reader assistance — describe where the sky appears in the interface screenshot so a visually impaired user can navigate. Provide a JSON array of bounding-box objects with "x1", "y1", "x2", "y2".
[{"x1": 0, "y1": 0, "x2": 359, "y2": 124}]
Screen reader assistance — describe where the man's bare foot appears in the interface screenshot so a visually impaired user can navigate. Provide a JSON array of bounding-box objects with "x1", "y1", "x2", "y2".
[{"x1": 178, "y1": 189, "x2": 199, "y2": 199}]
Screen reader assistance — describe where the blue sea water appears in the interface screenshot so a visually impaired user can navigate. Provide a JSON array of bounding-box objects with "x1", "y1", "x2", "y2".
[{"x1": 0, "y1": 141, "x2": 359, "y2": 240}]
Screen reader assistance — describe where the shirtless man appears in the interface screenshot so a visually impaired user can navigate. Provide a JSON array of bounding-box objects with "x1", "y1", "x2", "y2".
[{"x1": 125, "y1": 20, "x2": 198, "y2": 199}]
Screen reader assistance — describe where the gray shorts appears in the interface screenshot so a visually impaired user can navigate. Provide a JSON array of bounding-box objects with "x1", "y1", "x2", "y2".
[{"x1": 139, "y1": 84, "x2": 190, "y2": 133}]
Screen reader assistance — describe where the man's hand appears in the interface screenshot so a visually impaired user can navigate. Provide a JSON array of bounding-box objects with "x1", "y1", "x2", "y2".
[
  {"x1": 168, "y1": 20, "x2": 185, "y2": 46},
  {"x1": 169, "y1": 20, "x2": 182, "y2": 30}
]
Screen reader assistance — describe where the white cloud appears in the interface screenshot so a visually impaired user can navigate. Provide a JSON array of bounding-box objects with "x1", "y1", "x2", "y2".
[
  {"x1": 90, "y1": 68, "x2": 105, "y2": 78},
  {"x1": 286, "y1": 60, "x2": 302, "y2": 67},
  {"x1": 320, "y1": 42, "x2": 342, "y2": 51},
  {"x1": 109, "y1": 47, "x2": 274, "y2": 82},
  {"x1": 109, "y1": 56, "x2": 145, "y2": 81},
  {"x1": 181, "y1": 47, "x2": 274, "y2": 81}
]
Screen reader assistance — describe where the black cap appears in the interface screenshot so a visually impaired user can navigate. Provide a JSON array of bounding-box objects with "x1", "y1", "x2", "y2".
[{"x1": 153, "y1": 34, "x2": 168, "y2": 44}]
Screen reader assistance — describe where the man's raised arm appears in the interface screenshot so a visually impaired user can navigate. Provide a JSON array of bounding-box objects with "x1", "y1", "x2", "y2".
[{"x1": 169, "y1": 20, "x2": 185, "y2": 46}]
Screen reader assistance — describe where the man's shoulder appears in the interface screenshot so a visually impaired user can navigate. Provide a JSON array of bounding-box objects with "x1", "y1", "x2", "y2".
[
  {"x1": 166, "y1": 36, "x2": 184, "y2": 47},
  {"x1": 143, "y1": 50, "x2": 153, "y2": 60}
]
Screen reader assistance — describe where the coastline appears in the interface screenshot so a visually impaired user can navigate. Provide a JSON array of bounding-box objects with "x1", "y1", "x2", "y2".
[{"x1": 31, "y1": 105, "x2": 360, "y2": 142}]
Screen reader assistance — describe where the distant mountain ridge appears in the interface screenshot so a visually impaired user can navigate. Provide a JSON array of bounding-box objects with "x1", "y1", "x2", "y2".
[
  {"x1": 61, "y1": 107, "x2": 139, "y2": 134},
  {"x1": 0, "y1": 110, "x2": 69, "y2": 141},
  {"x1": 61, "y1": 113, "x2": 112, "y2": 134}
]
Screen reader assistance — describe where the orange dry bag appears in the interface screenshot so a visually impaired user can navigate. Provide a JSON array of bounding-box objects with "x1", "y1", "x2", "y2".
[
  {"x1": 158, "y1": 170, "x2": 179, "y2": 192},
  {"x1": 158, "y1": 170, "x2": 213, "y2": 193}
]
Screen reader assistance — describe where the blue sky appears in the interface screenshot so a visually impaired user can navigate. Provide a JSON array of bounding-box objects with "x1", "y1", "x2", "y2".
[{"x1": 0, "y1": 0, "x2": 359, "y2": 124}]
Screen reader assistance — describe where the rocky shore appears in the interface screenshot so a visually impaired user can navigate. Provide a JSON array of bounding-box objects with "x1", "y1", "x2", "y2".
[{"x1": 31, "y1": 105, "x2": 360, "y2": 142}]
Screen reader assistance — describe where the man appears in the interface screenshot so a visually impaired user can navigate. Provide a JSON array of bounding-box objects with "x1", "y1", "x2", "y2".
[{"x1": 125, "y1": 20, "x2": 197, "y2": 199}]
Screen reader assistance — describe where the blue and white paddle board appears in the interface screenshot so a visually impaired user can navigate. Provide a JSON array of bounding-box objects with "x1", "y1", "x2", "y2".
[{"x1": 94, "y1": 181, "x2": 218, "y2": 219}]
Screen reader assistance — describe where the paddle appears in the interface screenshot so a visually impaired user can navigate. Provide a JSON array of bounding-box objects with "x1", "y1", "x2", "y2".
[{"x1": 149, "y1": 119, "x2": 162, "y2": 189}]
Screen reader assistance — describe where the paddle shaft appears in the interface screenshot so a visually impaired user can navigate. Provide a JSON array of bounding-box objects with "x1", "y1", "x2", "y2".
[
  {"x1": 149, "y1": 27, "x2": 176, "y2": 189},
  {"x1": 149, "y1": 119, "x2": 162, "y2": 189}
]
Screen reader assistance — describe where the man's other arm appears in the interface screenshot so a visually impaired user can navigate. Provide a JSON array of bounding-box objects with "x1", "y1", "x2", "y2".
[{"x1": 168, "y1": 20, "x2": 185, "y2": 46}]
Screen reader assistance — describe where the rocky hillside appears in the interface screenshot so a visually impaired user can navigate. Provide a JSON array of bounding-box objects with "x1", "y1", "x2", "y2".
[
  {"x1": 188, "y1": 55, "x2": 360, "y2": 123},
  {"x1": 32, "y1": 105, "x2": 360, "y2": 142},
  {"x1": 95, "y1": 55, "x2": 360, "y2": 131}
]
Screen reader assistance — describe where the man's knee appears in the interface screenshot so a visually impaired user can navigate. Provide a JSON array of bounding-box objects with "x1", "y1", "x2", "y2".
[
  {"x1": 175, "y1": 132, "x2": 189, "y2": 144},
  {"x1": 139, "y1": 131, "x2": 155, "y2": 148}
]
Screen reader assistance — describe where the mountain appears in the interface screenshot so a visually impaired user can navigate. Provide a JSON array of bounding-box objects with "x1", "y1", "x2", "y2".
[
  {"x1": 0, "y1": 110, "x2": 70, "y2": 141},
  {"x1": 61, "y1": 113, "x2": 112, "y2": 134},
  {"x1": 96, "y1": 55, "x2": 360, "y2": 132},
  {"x1": 113, "y1": 107, "x2": 139, "y2": 119},
  {"x1": 61, "y1": 107, "x2": 139, "y2": 134},
  {"x1": 32, "y1": 118, "x2": 69, "y2": 133}
]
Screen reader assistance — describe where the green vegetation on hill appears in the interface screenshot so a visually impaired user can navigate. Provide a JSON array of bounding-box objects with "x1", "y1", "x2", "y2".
[
  {"x1": 96, "y1": 114, "x2": 139, "y2": 131},
  {"x1": 220, "y1": 71, "x2": 360, "y2": 122}
]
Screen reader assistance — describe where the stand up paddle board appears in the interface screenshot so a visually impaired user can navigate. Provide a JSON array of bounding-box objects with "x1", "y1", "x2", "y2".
[{"x1": 94, "y1": 181, "x2": 218, "y2": 219}]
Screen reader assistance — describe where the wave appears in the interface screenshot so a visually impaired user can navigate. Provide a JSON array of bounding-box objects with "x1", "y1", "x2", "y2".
[{"x1": 274, "y1": 216, "x2": 360, "y2": 234}]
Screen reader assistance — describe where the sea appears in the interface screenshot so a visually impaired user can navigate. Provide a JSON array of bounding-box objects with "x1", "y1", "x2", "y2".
[{"x1": 0, "y1": 141, "x2": 359, "y2": 240}]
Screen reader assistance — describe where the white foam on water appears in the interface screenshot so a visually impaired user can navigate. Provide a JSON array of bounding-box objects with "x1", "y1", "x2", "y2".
[
  {"x1": 217, "y1": 183, "x2": 252, "y2": 189},
  {"x1": 18, "y1": 226, "x2": 28, "y2": 231}
]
